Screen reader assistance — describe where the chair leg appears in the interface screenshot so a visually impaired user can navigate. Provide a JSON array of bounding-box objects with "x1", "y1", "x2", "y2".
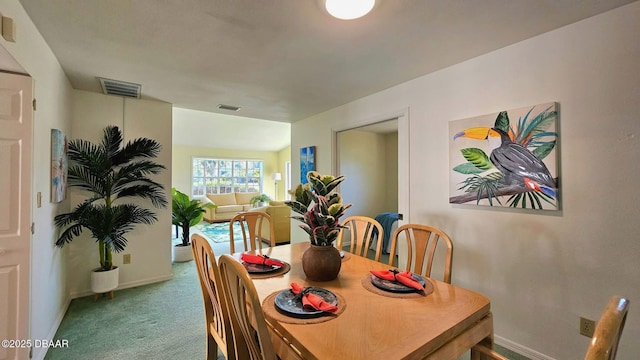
[{"x1": 206, "y1": 333, "x2": 219, "y2": 360}]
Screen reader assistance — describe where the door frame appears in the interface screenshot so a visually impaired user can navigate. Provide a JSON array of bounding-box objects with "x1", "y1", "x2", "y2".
[{"x1": 331, "y1": 107, "x2": 410, "y2": 225}]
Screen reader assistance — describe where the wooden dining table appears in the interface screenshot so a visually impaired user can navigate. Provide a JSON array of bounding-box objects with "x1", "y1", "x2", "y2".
[{"x1": 248, "y1": 242, "x2": 494, "y2": 360}]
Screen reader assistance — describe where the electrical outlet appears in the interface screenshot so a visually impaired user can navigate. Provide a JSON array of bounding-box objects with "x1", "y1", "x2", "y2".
[
  {"x1": 580, "y1": 317, "x2": 596, "y2": 337},
  {"x1": 123, "y1": 254, "x2": 131, "y2": 264}
]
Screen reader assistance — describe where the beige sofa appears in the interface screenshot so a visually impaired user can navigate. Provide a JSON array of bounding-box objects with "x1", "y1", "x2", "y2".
[
  {"x1": 253, "y1": 201, "x2": 292, "y2": 245},
  {"x1": 199, "y1": 192, "x2": 258, "y2": 223}
]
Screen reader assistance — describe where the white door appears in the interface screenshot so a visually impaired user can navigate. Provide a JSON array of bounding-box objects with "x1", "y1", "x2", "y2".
[{"x1": 0, "y1": 72, "x2": 33, "y2": 360}]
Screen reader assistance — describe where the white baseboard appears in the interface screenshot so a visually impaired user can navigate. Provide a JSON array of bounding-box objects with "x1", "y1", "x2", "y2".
[
  {"x1": 495, "y1": 335, "x2": 556, "y2": 360},
  {"x1": 68, "y1": 273, "x2": 174, "y2": 299},
  {"x1": 31, "y1": 295, "x2": 72, "y2": 360}
]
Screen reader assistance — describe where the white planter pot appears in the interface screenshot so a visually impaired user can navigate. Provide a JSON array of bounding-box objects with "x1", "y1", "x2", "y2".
[
  {"x1": 91, "y1": 266, "x2": 119, "y2": 294},
  {"x1": 173, "y1": 244, "x2": 194, "y2": 262}
]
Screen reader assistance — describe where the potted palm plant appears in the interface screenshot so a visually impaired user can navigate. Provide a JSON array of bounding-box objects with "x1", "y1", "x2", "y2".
[
  {"x1": 286, "y1": 171, "x2": 351, "y2": 281},
  {"x1": 171, "y1": 187, "x2": 214, "y2": 262},
  {"x1": 54, "y1": 126, "x2": 166, "y2": 296}
]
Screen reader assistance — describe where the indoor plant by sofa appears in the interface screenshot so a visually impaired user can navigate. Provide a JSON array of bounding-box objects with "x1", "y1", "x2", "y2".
[
  {"x1": 54, "y1": 126, "x2": 166, "y2": 298},
  {"x1": 250, "y1": 193, "x2": 271, "y2": 207},
  {"x1": 171, "y1": 187, "x2": 214, "y2": 262}
]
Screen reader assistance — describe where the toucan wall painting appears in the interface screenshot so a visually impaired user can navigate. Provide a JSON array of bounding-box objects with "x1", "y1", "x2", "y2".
[{"x1": 449, "y1": 102, "x2": 559, "y2": 210}]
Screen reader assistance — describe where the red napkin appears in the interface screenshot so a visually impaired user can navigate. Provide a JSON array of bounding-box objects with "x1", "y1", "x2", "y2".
[
  {"x1": 290, "y1": 283, "x2": 338, "y2": 313},
  {"x1": 370, "y1": 270, "x2": 424, "y2": 291},
  {"x1": 240, "y1": 253, "x2": 284, "y2": 267}
]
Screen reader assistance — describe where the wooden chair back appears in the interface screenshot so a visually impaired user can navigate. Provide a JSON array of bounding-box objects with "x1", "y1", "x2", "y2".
[
  {"x1": 584, "y1": 295, "x2": 630, "y2": 360},
  {"x1": 471, "y1": 296, "x2": 630, "y2": 360},
  {"x1": 229, "y1": 211, "x2": 276, "y2": 253},
  {"x1": 218, "y1": 254, "x2": 277, "y2": 360},
  {"x1": 191, "y1": 234, "x2": 247, "y2": 360},
  {"x1": 336, "y1": 215, "x2": 384, "y2": 262},
  {"x1": 388, "y1": 223, "x2": 453, "y2": 283}
]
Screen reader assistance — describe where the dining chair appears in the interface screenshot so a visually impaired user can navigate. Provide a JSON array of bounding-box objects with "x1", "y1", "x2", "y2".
[
  {"x1": 229, "y1": 211, "x2": 276, "y2": 254},
  {"x1": 471, "y1": 295, "x2": 630, "y2": 360},
  {"x1": 585, "y1": 296, "x2": 629, "y2": 360},
  {"x1": 191, "y1": 234, "x2": 248, "y2": 360},
  {"x1": 218, "y1": 254, "x2": 278, "y2": 360},
  {"x1": 388, "y1": 223, "x2": 454, "y2": 283},
  {"x1": 336, "y1": 215, "x2": 384, "y2": 262}
]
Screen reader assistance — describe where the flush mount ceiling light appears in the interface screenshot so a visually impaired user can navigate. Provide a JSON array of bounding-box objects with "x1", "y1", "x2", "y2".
[{"x1": 325, "y1": 0, "x2": 375, "y2": 20}]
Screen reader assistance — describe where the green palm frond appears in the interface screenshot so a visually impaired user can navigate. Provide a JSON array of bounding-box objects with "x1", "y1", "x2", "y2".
[
  {"x1": 102, "y1": 126, "x2": 123, "y2": 159},
  {"x1": 114, "y1": 138, "x2": 162, "y2": 165},
  {"x1": 119, "y1": 184, "x2": 168, "y2": 207}
]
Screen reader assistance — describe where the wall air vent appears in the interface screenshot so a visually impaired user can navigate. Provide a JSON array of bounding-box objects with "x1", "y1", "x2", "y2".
[
  {"x1": 217, "y1": 104, "x2": 241, "y2": 111},
  {"x1": 97, "y1": 77, "x2": 141, "y2": 98}
]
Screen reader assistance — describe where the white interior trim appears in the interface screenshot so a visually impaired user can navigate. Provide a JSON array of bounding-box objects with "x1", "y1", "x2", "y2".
[
  {"x1": 495, "y1": 335, "x2": 556, "y2": 360},
  {"x1": 331, "y1": 107, "x2": 410, "y2": 224}
]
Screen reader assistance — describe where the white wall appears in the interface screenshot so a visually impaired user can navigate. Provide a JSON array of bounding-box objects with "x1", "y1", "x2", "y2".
[
  {"x1": 69, "y1": 90, "x2": 173, "y2": 297},
  {"x1": 0, "y1": 1, "x2": 73, "y2": 359},
  {"x1": 276, "y1": 145, "x2": 291, "y2": 201},
  {"x1": 291, "y1": 3, "x2": 640, "y2": 359},
  {"x1": 384, "y1": 133, "x2": 398, "y2": 211}
]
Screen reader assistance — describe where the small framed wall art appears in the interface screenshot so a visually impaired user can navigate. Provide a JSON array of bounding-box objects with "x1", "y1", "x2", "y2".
[
  {"x1": 51, "y1": 129, "x2": 68, "y2": 203},
  {"x1": 300, "y1": 146, "x2": 316, "y2": 184}
]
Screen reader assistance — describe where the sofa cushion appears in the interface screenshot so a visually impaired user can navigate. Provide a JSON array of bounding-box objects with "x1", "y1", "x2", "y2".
[
  {"x1": 235, "y1": 192, "x2": 259, "y2": 205},
  {"x1": 215, "y1": 205, "x2": 244, "y2": 213},
  {"x1": 269, "y1": 200, "x2": 286, "y2": 206},
  {"x1": 206, "y1": 193, "x2": 237, "y2": 206}
]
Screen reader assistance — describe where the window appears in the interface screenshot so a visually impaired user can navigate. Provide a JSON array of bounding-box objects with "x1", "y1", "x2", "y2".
[
  {"x1": 285, "y1": 161, "x2": 292, "y2": 200},
  {"x1": 192, "y1": 158, "x2": 263, "y2": 196}
]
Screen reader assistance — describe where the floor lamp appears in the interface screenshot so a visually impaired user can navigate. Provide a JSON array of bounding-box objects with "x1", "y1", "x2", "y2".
[{"x1": 271, "y1": 172, "x2": 282, "y2": 200}]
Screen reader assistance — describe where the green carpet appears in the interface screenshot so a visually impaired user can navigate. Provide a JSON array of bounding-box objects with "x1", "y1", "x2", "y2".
[{"x1": 45, "y1": 260, "x2": 212, "y2": 360}]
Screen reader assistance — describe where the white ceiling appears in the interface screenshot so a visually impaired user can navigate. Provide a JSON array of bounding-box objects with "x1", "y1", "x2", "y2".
[
  {"x1": 172, "y1": 107, "x2": 290, "y2": 151},
  {"x1": 17, "y1": 0, "x2": 636, "y2": 125}
]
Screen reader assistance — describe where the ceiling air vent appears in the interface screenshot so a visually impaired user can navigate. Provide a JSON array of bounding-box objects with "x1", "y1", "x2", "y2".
[
  {"x1": 217, "y1": 104, "x2": 241, "y2": 111},
  {"x1": 98, "y1": 77, "x2": 141, "y2": 99}
]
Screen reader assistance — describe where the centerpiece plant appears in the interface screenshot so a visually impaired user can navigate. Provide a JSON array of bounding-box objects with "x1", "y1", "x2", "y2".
[
  {"x1": 54, "y1": 126, "x2": 167, "y2": 292},
  {"x1": 286, "y1": 171, "x2": 351, "y2": 281}
]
